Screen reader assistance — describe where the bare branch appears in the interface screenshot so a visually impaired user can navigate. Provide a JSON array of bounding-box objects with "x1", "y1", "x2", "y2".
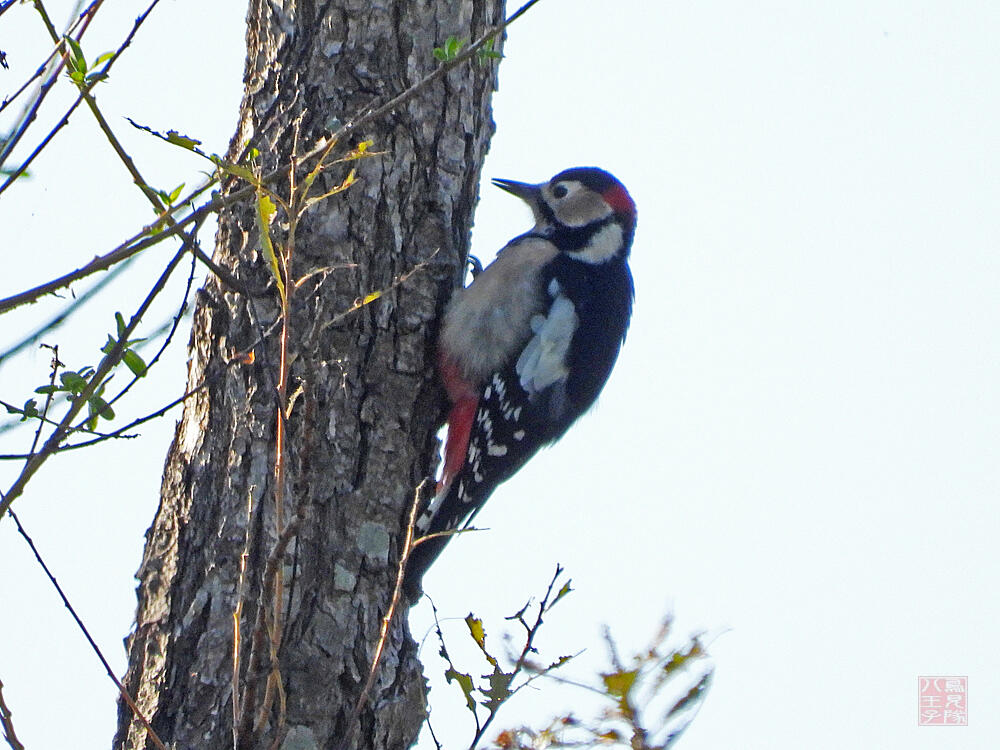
[
  {"x1": 0, "y1": 677, "x2": 25, "y2": 750},
  {"x1": 2, "y1": 507, "x2": 167, "y2": 750}
]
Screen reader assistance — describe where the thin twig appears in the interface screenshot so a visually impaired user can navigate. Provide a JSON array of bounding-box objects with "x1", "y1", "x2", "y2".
[
  {"x1": 232, "y1": 486, "x2": 255, "y2": 750},
  {"x1": 315, "y1": 252, "x2": 439, "y2": 337},
  {"x1": 0, "y1": 677, "x2": 25, "y2": 750},
  {"x1": 95, "y1": 237, "x2": 200, "y2": 416},
  {"x1": 191, "y1": 244, "x2": 269, "y2": 297},
  {"x1": 0, "y1": 312, "x2": 272, "y2": 459},
  {"x1": 259, "y1": 189, "x2": 293, "y2": 744},
  {"x1": 0, "y1": 400, "x2": 129, "y2": 447},
  {"x1": 340, "y1": 481, "x2": 430, "y2": 750},
  {"x1": 469, "y1": 565, "x2": 569, "y2": 750},
  {"x1": 430, "y1": 599, "x2": 482, "y2": 738},
  {"x1": 0, "y1": 194, "x2": 221, "y2": 315},
  {"x1": 0, "y1": 257, "x2": 138, "y2": 366},
  {"x1": 236, "y1": 518, "x2": 302, "y2": 748},
  {"x1": 3, "y1": 506, "x2": 167, "y2": 750},
  {"x1": 27, "y1": 344, "x2": 62, "y2": 457},
  {"x1": 1, "y1": 376, "x2": 192, "y2": 458}
]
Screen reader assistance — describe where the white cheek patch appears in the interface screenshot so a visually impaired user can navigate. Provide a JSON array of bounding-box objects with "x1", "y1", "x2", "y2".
[
  {"x1": 554, "y1": 186, "x2": 613, "y2": 228},
  {"x1": 515, "y1": 292, "x2": 578, "y2": 395},
  {"x1": 575, "y1": 222, "x2": 623, "y2": 264}
]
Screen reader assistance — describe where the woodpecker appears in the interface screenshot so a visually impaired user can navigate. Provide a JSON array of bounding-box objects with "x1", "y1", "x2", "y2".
[{"x1": 406, "y1": 167, "x2": 636, "y2": 596}]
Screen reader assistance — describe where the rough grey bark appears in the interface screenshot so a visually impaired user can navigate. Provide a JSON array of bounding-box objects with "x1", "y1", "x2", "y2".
[{"x1": 114, "y1": 1, "x2": 505, "y2": 748}]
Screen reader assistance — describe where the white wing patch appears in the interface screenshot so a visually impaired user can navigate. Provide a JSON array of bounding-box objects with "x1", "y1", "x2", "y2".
[{"x1": 515, "y1": 281, "x2": 578, "y2": 396}]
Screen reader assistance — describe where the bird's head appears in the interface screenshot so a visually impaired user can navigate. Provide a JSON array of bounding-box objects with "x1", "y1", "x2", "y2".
[{"x1": 492, "y1": 167, "x2": 636, "y2": 262}]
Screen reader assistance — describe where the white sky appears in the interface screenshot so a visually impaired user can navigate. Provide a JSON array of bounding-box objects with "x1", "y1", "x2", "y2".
[{"x1": 1, "y1": 1, "x2": 998, "y2": 748}]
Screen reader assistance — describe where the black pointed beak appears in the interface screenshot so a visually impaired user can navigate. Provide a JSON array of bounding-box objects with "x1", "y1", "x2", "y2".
[{"x1": 491, "y1": 177, "x2": 541, "y2": 205}]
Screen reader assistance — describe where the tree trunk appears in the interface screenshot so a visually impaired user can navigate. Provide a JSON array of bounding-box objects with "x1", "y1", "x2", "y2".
[{"x1": 114, "y1": 1, "x2": 504, "y2": 748}]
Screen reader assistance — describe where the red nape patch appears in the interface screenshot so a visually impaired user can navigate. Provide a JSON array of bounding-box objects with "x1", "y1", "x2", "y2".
[{"x1": 602, "y1": 184, "x2": 636, "y2": 218}]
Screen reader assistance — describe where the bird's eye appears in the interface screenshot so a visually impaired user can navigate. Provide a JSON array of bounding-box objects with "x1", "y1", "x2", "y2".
[{"x1": 551, "y1": 184, "x2": 569, "y2": 199}]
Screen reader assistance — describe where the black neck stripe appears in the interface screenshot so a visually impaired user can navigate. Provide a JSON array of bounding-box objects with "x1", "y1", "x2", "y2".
[{"x1": 531, "y1": 216, "x2": 618, "y2": 254}]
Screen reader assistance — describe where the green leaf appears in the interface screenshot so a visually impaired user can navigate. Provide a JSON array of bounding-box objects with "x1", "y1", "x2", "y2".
[
  {"x1": 168, "y1": 183, "x2": 185, "y2": 203},
  {"x1": 123, "y1": 349, "x2": 147, "y2": 377},
  {"x1": 60, "y1": 371, "x2": 89, "y2": 393},
  {"x1": 116, "y1": 312, "x2": 127, "y2": 339},
  {"x1": 258, "y1": 190, "x2": 276, "y2": 227},
  {"x1": 166, "y1": 130, "x2": 202, "y2": 150},
  {"x1": 544, "y1": 654, "x2": 575, "y2": 672},
  {"x1": 466, "y1": 613, "x2": 498, "y2": 667},
  {"x1": 553, "y1": 579, "x2": 573, "y2": 605},
  {"x1": 20, "y1": 399, "x2": 39, "y2": 421},
  {"x1": 481, "y1": 665, "x2": 513, "y2": 713},
  {"x1": 219, "y1": 161, "x2": 257, "y2": 182},
  {"x1": 663, "y1": 642, "x2": 703, "y2": 675},
  {"x1": 64, "y1": 36, "x2": 86, "y2": 72},
  {"x1": 476, "y1": 48, "x2": 503, "y2": 64},
  {"x1": 34, "y1": 384, "x2": 61, "y2": 395},
  {"x1": 255, "y1": 189, "x2": 285, "y2": 303},
  {"x1": 433, "y1": 35, "x2": 466, "y2": 62},
  {"x1": 88, "y1": 396, "x2": 114, "y2": 421},
  {"x1": 466, "y1": 614, "x2": 486, "y2": 650},
  {"x1": 601, "y1": 669, "x2": 638, "y2": 700},
  {"x1": 444, "y1": 667, "x2": 477, "y2": 713},
  {"x1": 94, "y1": 51, "x2": 114, "y2": 66}
]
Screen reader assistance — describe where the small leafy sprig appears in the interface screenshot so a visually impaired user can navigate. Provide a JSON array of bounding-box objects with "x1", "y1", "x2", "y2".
[
  {"x1": 431, "y1": 566, "x2": 577, "y2": 750},
  {"x1": 433, "y1": 35, "x2": 502, "y2": 64},
  {"x1": 34, "y1": 365, "x2": 114, "y2": 432},
  {"x1": 63, "y1": 36, "x2": 112, "y2": 85},
  {"x1": 101, "y1": 311, "x2": 149, "y2": 379},
  {"x1": 24, "y1": 312, "x2": 147, "y2": 432}
]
